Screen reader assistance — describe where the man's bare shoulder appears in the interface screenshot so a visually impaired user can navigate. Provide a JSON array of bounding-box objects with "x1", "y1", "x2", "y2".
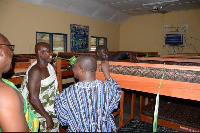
[
  {"x1": 28, "y1": 64, "x2": 42, "y2": 76},
  {"x1": 0, "y1": 82, "x2": 22, "y2": 107},
  {"x1": 0, "y1": 82, "x2": 16, "y2": 93}
]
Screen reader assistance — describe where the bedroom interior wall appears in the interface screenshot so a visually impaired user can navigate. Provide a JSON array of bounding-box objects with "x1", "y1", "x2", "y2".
[
  {"x1": 120, "y1": 9, "x2": 200, "y2": 55},
  {"x1": 0, "y1": 0, "x2": 120, "y2": 54}
]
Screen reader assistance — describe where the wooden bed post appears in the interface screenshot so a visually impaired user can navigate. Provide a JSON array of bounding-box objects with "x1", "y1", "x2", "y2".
[
  {"x1": 119, "y1": 90, "x2": 124, "y2": 127},
  {"x1": 139, "y1": 96, "x2": 143, "y2": 120},
  {"x1": 131, "y1": 93, "x2": 136, "y2": 119},
  {"x1": 56, "y1": 58, "x2": 63, "y2": 92}
]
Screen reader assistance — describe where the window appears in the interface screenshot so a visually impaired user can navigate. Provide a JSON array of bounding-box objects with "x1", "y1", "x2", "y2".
[
  {"x1": 90, "y1": 36, "x2": 107, "y2": 51},
  {"x1": 36, "y1": 32, "x2": 67, "y2": 53},
  {"x1": 165, "y1": 34, "x2": 184, "y2": 46}
]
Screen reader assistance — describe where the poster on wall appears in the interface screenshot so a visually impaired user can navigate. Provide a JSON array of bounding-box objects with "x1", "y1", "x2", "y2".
[{"x1": 70, "y1": 24, "x2": 89, "y2": 52}]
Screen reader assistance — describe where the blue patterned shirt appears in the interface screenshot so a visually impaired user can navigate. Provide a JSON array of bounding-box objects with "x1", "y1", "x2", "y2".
[{"x1": 54, "y1": 78, "x2": 121, "y2": 132}]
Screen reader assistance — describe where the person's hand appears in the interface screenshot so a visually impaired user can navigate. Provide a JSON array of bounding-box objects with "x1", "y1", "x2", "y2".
[
  {"x1": 101, "y1": 61, "x2": 111, "y2": 79},
  {"x1": 129, "y1": 52, "x2": 139, "y2": 62},
  {"x1": 46, "y1": 115, "x2": 54, "y2": 130}
]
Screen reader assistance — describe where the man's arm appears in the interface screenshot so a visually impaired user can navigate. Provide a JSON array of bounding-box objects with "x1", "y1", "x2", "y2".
[
  {"x1": 54, "y1": 91, "x2": 68, "y2": 127},
  {"x1": 0, "y1": 83, "x2": 29, "y2": 132},
  {"x1": 100, "y1": 61, "x2": 111, "y2": 80},
  {"x1": 28, "y1": 67, "x2": 54, "y2": 130},
  {"x1": 100, "y1": 61, "x2": 122, "y2": 113}
]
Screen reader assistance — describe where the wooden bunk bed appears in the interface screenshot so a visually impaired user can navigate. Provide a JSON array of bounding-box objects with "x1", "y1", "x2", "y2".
[
  {"x1": 160, "y1": 54, "x2": 200, "y2": 59},
  {"x1": 96, "y1": 61, "x2": 200, "y2": 132},
  {"x1": 136, "y1": 57, "x2": 200, "y2": 132},
  {"x1": 3, "y1": 58, "x2": 36, "y2": 85},
  {"x1": 55, "y1": 58, "x2": 74, "y2": 92},
  {"x1": 58, "y1": 51, "x2": 158, "y2": 58},
  {"x1": 137, "y1": 56, "x2": 200, "y2": 64},
  {"x1": 13, "y1": 54, "x2": 36, "y2": 59},
  {"x1": 109, "y1": 51, "x2": 158, "y2": 57},
  {"x1": 58, "y1": 52, "x2": 95, "y2": 58}
]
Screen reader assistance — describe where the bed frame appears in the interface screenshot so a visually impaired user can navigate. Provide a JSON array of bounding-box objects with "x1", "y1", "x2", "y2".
[
  {"x1": 137, "y1": 56, "x2": 200, "y2": 64},
  {"x1": 137, "y1": 57, "x2": 200, "y2": 132},
  {"x1": 109, "y1": 51, "x2": 158, "y2": 57},
  {"x1": 55, "y1": 58, "x2": 74, "y2": 92},
  {"x1": 160, "y1": 54, "x2": 200, "y2": 59},
  {"x1": 96, "y1": 61, "x2": 200, "y2": 131},
  {"x1": 4, "y1": 58, "x2": 36, "y2": 85}
]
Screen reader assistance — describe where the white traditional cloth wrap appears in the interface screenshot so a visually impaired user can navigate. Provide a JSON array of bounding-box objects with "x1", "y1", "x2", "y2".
[
  {"x1": 24, "y1": 61, "x2": 58, "y2": 87},
  {"x1": 20, "y1": 61, "x2": 59, "y2": 132},
  {"x1": 21, "y1": 61, "x2": 58, "y2": 100}
]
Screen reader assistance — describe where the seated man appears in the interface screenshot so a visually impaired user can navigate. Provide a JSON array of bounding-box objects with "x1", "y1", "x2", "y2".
[
  {"x1": 20, "y1": 42, "x2": 59, "y2": 132},
  {"x1": 54, "y1": 54, "x2": 122, "y2": 132},
  {"x1": 0, "y1": 33, "x2": 38, "y2": 132},
  {"x1": 95, "y1": 45, "x2": 138, "y2": 62}
]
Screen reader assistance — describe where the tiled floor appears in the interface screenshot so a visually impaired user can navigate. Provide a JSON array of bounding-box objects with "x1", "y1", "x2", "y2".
[
  {"x1": 118, "y1": 119, "x2": 181, "y2": 132},
  {"x1": 114, "y1": 91, "x2": 180, "y2": 132},
  {"x1": 114, "y1": 93, "x2": 140, "y2": 127}
]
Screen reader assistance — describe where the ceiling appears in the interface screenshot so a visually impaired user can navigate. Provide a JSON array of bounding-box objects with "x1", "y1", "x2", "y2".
[{"x1": 19, "y1": 0, "x2": 200, "y2": 25}]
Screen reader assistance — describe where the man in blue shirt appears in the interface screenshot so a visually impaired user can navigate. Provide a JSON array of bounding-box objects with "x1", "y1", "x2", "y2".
[{"x1": 54, "y1": 54, "x2": 121, "y2": 132}]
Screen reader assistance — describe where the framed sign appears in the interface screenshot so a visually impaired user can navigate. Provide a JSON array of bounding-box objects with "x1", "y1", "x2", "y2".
[{"x1": 70, "y1": 24, "x2": 89, "y2": 52}]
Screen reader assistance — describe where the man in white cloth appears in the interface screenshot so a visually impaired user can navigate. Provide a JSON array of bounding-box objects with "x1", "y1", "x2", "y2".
[{"x1": 20, "y1": 42, "x2": 59, "y2": 132}]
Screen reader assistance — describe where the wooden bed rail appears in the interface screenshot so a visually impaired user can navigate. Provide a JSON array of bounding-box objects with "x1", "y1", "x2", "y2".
[
  {"x1": 96, "y1": 61, "x2": 200, "y2": 130},
  {"x1": 13, "y1": 59, "x2": 36, "y2": 68},
  {"x1": 97, "y1": 61, "x2": 200, "y2": 101},
  {"x1": 137, "y1": 57, "x2": 200, "y2": 63},
  {"x1": 58, "y1": 52, "x2": 95, "y2": 57},
  {"x1": 108, "y1": 51, "x2": 158, "y2": 57},
  {"x1": 5, "y1": 59, "x2": 36, "y2": 85},
  {"x1": 57, "y1": 51, "x2": 158, "y2": 58},
  {"x1": 55, "y1": 58, "x2": 74, "y2": 92},
  {"x1": 96, "y1": 71, "x2": 200, "y2": 102},
  {"x1": 160, "y1": 54, "x2": 200, "y2": 59},
  {"x1": 139, "y1": 94, "x2": 200, "y2": 132}
]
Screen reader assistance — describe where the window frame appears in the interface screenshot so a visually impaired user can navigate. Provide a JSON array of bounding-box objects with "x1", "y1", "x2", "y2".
[
  {"x1": 90, "y1": 36, "x2": 107, "y2": 51},
  {"x1": 91, "y1": 36, "x2": 107, "y2": 47},
  {"x1": 36, "y1": 32, "x2": 67, "y2": 52}
]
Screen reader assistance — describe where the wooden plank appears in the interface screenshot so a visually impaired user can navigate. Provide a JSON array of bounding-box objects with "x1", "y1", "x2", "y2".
[
  {"x1": 56, "y1": 59, "x2": 62, "y2": 92},
  {"x1": 61, "y1": 60, "x2": 71, "y2": 67},
  {"x1": 14, "y1": 62, "x2": 32, "y2": 68},
  {"x1": 131, "y1": 93, "x2": 136, "y2": 119},
  {"x1": 13, "y1": 67, "x2": 27, "y2": 73},
  {"x1": 7, "y1": 76, "x2": 24, "y2": 85},
  {"x1": 56, "y1": 58, "x2": 74, "y2": 92},
  {"x1": 137, "y1": 57, "x2": 200, "y2": 63},
  {"x1": 62, "y1": 70, "x2": 74, "y2": 77},
  {"x1": 58, "y1": 52, "x2": 95, "y2": 58},
  {"x1": 119, "y1": 91, "x2": 124, "y2": 127},
  {"x1": 5, "y1": 59, "x2": 36, "y2": 85},
  {"x1": 140, "y1": 114, "x2": 200, "y2": 132},
  {"x1": 107, "y1": 61, "x2": 200, "y2": 71},
  {"x1": 113, "y1": 110, "x2": 120, "y2": 117},
  {"x1": 96, "y1": 72, "x2": 200, "y2": 101},
  {"x1": 160, "y1": 55, "x2": 200, "y2": 59}
]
